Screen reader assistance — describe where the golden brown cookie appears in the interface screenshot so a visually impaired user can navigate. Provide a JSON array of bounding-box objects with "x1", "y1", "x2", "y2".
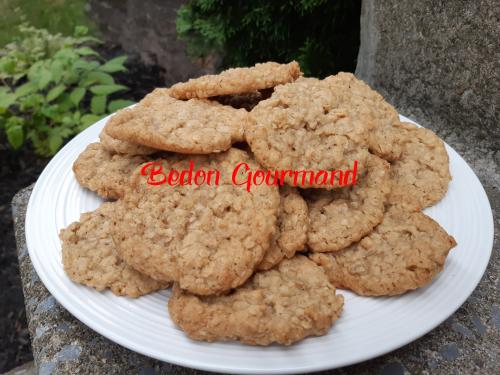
[
  {"x1": 170, "y1": 61, "x2": 301, "y2": 99},
  {"x1": 310, "y1": 206, "x2": 457, "y2": 296},
  {"x1": 112, "y1": 148, "x2": 280, "y2": 295},
  {"x1": 247, "y1": 77, "x2": 373, "y2": 188},
  {"x1": 99, "y1": 123, "x2": 156, "y2": 156},
  {"x1": 60, "y1": 202, "x2": 168, "y2": 297},
  {"x1": 388, "y1": 122, "x2": 451, "y2": 210},
  {"x1": 73, "y1": 142, "x2": 148, "y2": 199},
  {"x1": 168, "y1": 255, "x2": 344, "y2": 345},
  {"x1": 323, "y1": 73, "x2": 403, "y2": 160},
  {"x1": 105, "y1": 88, "x2": 248, "y2": 154},
  {"x1": 257, "y1": 186, "x2": 309, "y2": 270},
  {"x1": 307, "y1": 154, "x2": 391, "y2": 252}
]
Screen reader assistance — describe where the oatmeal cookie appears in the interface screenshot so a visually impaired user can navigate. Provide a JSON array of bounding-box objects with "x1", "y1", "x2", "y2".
[
  {"x1": 307, "y1": 154, "x2": 391, "y2": 252},
  {"x1": 105, "y1": 88, "x2": 247, "y2": 154},
  {"x1": 60, "y1": 202, "x2": 168, "y2": 297},
  {"x1": 100, "y1": 123, "x2": 156, "y2": 156},
  {"x1": 112, "y1": 148, "x2": 280, "y2": 295},
  {"x1": 168, "y1": 255, "x2": 344, "y2": 345},
  {"x1": 310, "y1": 206, "x2": 457, "y2": 296},
  {"x1": 323, "y1": 73, "x2": 403, "y2": 160},
  {"x1": 388, "y1": 122, "x2": 451, "y2": 210},
  {"x1": 73, "y1": 142, "x2": 148, "y2": 199},
  {"x1": 257, "y1": 186, "x2": 309, "y2": 270},
  {"x1": 247, "y1": 77, "x2": 375, "y2": 188},
  {"x1": 170, "y1": 61, "x2": 301, "y2": 99}
]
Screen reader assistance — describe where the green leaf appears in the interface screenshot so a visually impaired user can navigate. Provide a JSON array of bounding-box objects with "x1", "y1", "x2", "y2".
[
  {"x1": 99, "y1": 56, "x2": 128, "y2": 73},
  {"x1": 59, "y1": 126, "x2": 74, "y2": 138},
  {"x1": 74, "y1": 25, "x2": 89, "y2": 37},
  {"x1": 69, "y1": 87, "x2": 86, "y2": 106},
  {"x1": 27, "y1": 61, "x2": 44, "y2": 81},
  {"x1": 81, "y1": 71, "x2": 115, "y2": 86},
  {"x1": 48, "y1": 133, "x2": 63, "y2": 155},
  {"x1": 61, "y1": 116, "x2": 73, "y2": 126},
  {"x1": 89, "y1": 84, "x2": 127, "y2": 95},
  {"x1": 0, "y1": 59, "x2": 16, "y2": 75},
  {"x1": 6, "y1": 125, "x2": 24, "y2": 149},
  {"x1": 54, "y1": 48, "x2": 78, "y2": 61},
  {"x1": 73, "y1": 60, "x2": 99, "y2": 71},
  {"x1": 73, "y1": 111, "x2": 81, "y2": 123},
  {"x1": 76, "y1": 36, "x2": 102, "y2": 44},
  {"x1": 38, "y1": 69, "x2": 52, "y2": 89},
  {"x1": 50, "y1": 60, "x2": 64, "y2": 83},
  {"x1": 41, "y1": 105, "x2": 59, "y2": 120},
  {"x1": 57, "y1": 94, "x2": 73, "y2": 112},
  {"x1": 75, "y1": 47, "x2": 99, "y2": 56},
  {"x1": 0, "y1": 93, "x2": 16, "y2": 109},
  {"x1": 80, "y1": 114, "x2": 101, "y2": 128},
  {"x1": 91, "y1": 95, "x2": 107, "y2": 114},
  {"x1": 19, "y1": 93, "x2": 44, "y2": 111},
  {"x1": 108, "y1": 99, "x2": 135, "y2": 112},
  {"x1": 15, "y1": 82, "x2": 38, "y2": 98},
  {"x1": 46, "y1": 85, "x2": 66, "y2": 102}
]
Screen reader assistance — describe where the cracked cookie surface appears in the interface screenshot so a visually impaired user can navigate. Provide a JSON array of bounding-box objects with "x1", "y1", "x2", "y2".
[
  {"x1": 388, "y1": 122, "x2": 451, "y2": 210},
  {"x1": 310, "y1": 206, "x2": 456, "y2": 296},
  {"x1": 247, "y1": 77, "x2": 372, "y2": 188},
  {"x1": 105, "y1": 88, "x2": 247, "y2": 154},
  {"x1": 257, "y1": 186, "x2": 308, "y2": 270},
  {"x1": 307, "y1": 154, "x2": 391, "y2": 252},
  {"x1": 100, "y1": 122, "x2": 156, "y2": 156},
  {"x1": 60, "y1": 202, "x2": 168, "y2": 297},
  {"x1": 73, "y1": 142, "x2": 148, "y2": 199},
  {"x1": 170, "y1": 61, "x2": 301, "y2": 99},
  {"x1": 169, "y1": 255, "x2": 344, "y2": 345},
  {"x1": 112, "y1": 148, "x2": 280, "y2": 295},
  {"x1": 324, "y1": 73, "x2": 403, "y2": 160}
]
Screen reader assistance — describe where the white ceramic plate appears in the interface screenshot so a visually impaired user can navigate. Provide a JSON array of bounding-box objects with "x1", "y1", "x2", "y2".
[{"x1": 26, "y1": 114, "x2": 494, "y2": 374}]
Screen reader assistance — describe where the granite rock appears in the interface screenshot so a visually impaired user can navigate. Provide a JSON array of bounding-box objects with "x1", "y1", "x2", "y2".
[{"x1": 356, "y1": 0, "x2": 499, "y2": 161}]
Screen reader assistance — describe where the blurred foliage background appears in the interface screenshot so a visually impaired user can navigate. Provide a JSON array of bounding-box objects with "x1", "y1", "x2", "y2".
[
  {"x1": 0, "y1": 24, "x2": 131, "y2": 155},
  {"x1": 177, "y1": 0, "x2": 361, "y2": 77},
  {"x1": 0, "y1": 0, "x2": 96, "y2": 47}
]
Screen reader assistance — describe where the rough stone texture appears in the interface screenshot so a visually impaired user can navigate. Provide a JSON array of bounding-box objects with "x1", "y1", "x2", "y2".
[
  {"x1": 1, "y1": 362, "x2": 35, "y2": 375},
  {"x1": 356, "y1": 0, "x2": 499, "y2": 190},
  {"x1": 87, "y1": 0, "x2": 218, "y2": 86}
]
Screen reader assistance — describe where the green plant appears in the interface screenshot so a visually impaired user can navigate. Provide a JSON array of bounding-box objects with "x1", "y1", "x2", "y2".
[
  {"x1": 0, "y1": 0, "x2": 96, "y2": 47},
  {"x1": 176, "y1": 0, "x2": 361, "y2": 77},
  {"x1": 0, "y1": 24, "x2": 134, "y2": 156}
]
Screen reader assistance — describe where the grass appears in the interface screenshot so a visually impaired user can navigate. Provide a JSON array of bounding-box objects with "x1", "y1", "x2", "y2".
[{"x1": 0, "y1": 0, "x2": 97, "y2": 46}]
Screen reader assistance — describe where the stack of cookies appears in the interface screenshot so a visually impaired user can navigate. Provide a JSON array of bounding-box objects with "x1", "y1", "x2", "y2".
[{"x1": 60, "y1": 61, "x2": 456, "y2": 346}]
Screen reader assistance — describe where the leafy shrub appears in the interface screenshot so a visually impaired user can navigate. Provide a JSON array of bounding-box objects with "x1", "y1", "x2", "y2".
[
  {"x1": 0, "y1": 24, "x2": 134, "y2": 156},
  {"x1": 0, "y1": 0, "x2": 96, "y2": 47},
  {"x1": 176, "y1": 0, "x2": 361, "y2": 77}
]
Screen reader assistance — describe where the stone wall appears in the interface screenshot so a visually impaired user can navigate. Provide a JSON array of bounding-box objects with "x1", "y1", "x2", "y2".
[
  {"x1": 356, "y1": 0, "x2": 499, "y2": 193},
  {"x1": 356, "y1": 0, "x2": 499, "y2": 149},
  {"x1": 88, "y1": 0, "x2": 217, "y2": 85}
]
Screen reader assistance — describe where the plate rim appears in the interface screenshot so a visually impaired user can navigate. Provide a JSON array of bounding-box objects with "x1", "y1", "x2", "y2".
[{"x1": 25, "y1": 113, "x2": 495, "y2": 374}]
